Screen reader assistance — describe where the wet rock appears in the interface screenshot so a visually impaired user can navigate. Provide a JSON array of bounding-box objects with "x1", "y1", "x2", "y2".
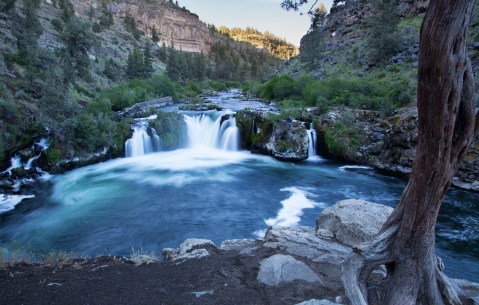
[
  {"x1": 257, "y1": 254, "x2": 322, "y2": 286},
  {"x1": 163, "y1": 238, "x2": 217, "y2": 262},
  {"x1": 316, "y1": 199, "x2": 393, "y2": 247},
  {"x1": 295, "y1": 299, "x2": 344, "y2": 305},
  {"x1": 264, "y1": 226, "x2": 350, "y2": 265},
  {"x1": 266, "y1": 120, "x2": 309, "y2": 161},
  {"x1": 17, "y1": 148, "x2": 35, "y2": 163},
  {"x1": 220, "y1": 239, "x2": 260, "y2": 256}
]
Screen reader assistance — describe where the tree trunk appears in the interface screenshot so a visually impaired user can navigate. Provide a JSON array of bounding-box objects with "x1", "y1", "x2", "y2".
[{"x1": 342, "y1": 1, "x2": 477, "y2": 305}]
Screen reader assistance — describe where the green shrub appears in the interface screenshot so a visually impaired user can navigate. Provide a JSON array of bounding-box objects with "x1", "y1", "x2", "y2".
[
  {"x1": 7, "y1": 53, "x2": 29, "y2": 66},
  {"x1": 46, "y1": 148, "x2": 62, "y2": 163}
]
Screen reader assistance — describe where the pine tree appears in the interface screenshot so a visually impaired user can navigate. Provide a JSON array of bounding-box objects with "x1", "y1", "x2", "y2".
[
  {"x1": 99, "y1": 2, "x2": 114, "y2": 28},
  {"x1": 143, "y1": 42, "x2": 154, "y2": 77},
  {"x1": 16, "y1": 0, "x2": 43, "y2": 67},
  {"x1": 158, "y1": 42, "x2": 168, "y2": 62},
  {"x1": 60, "y1": 17, "x2": 96, "y2": 81},
  {"x1": 151, "y1": 26, "x2": 159, "y2": 43},
  {"x1": 126, "y1": 46, "x2": 144, "y2": 79},
  {"x1": 367, "y1": 0, "x2": 400, "y2": 64},
  {"x1": 88, "y1": 4, "x2": 95, "y2": 20}
]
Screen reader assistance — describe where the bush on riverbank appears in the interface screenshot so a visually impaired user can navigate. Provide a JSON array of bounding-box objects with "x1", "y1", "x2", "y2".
[{"x1": 253, "y1": 72, "x2": 415, "y2": 116}]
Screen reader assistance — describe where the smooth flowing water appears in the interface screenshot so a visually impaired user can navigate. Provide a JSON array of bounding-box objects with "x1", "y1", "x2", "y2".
[{"x1": 0, "y1": 110, "x2": 478, "y2": 282}]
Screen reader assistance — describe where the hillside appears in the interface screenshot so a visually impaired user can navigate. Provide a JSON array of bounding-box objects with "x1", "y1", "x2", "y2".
[
  {"x1": 0, "y1": 0, "x2": 282, "y2": 170},
  {"x1": 218, "y1": 26, "x2": 299, "y2": 60}
]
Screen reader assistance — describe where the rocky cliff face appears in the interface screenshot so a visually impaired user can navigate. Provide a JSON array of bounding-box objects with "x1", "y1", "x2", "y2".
[{"x1": 72, "y1": 0, "x2": 213, "y2": 53}]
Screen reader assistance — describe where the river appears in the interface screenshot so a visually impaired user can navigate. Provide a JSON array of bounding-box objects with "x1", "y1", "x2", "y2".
[{"x1": 0, "y1": 91, "x2": 477, "y2": 282}]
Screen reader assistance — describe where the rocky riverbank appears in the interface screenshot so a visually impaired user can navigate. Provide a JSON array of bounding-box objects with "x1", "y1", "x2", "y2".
[
  {"x1": 234, "y1": 105, "x2": 479, "y2": 192},
  {"x1": 1, "y1": 199, "x2": 478, "y2": 305}
]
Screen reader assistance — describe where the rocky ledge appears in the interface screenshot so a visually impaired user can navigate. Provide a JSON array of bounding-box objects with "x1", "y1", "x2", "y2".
[
  {"x1": 1, "y1": 199, "x2": 478, "y2": 305},
  {"x1": 316, "y1": 106, "x2": 479, "y2": 192}
]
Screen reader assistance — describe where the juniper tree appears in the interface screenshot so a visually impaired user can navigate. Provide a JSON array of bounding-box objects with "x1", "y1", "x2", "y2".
[{"x1": 281, "y1": 1, "x2": 479, "y2": 304}]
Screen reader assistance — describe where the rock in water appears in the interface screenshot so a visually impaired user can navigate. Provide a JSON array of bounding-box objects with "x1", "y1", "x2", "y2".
[
  {"x1": 294, "y1": 299, "x2": 344, "y2": 305},
  {"x1": 257, "y1": 254, "x2": 322, "y2": 286},
  {"x1": 316, "y1": 199, "x2": 393, "y2": 247}
]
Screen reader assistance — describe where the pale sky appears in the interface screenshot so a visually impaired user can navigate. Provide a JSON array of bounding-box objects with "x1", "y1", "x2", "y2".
[{"x1": 179, "y1": 0, "x2": 333, "y2": 46}]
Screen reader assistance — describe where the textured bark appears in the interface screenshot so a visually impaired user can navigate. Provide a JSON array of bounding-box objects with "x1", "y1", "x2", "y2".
[{"x1": 342, "y1": 1, "x2": 477, "y2": 305}]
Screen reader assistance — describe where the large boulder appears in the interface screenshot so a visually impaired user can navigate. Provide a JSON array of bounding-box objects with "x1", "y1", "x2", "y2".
[
  {"x1": 163, "y1": 238, "x2": 217, "y2": 262},
  {"x1": 266, "y1": 119, "x2": 309, "y2": 161},
  {"x1": 295, "y1": 300, "x2": 344, "y2": 305},
  {"x1": 257, "y1": 254, "x2": 322, "y2": 286},
  {"x1": 316, "y1": 199, "x2": 393, "y2": 247}
]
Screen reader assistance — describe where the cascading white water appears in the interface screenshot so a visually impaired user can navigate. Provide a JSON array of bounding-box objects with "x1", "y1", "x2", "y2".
[
  {"x1": 307, "y1": 122, "x2": 317, "y2": 158},
  {"x1": 219, "y1": 117, "x2": 239, "y2": 151},
  {"x1": 125, "y1": 126, "x2": 154, "y2": 157},
  {"x1": 151, "y1": 128, "x2": 161, "y2": 152},
  {"x1": 124, "y1": 113, "x2": 240, "y2": 157},
  {"x1": 183, "y1": 114, "x2": 222, "y2": 148},
  {"x1": 25, "y1": 138, "x2": 50, "y2": 170},
  {"x1": 183, "y1": 113, "x2": 239, "y2": 151},
  {"x1": 5, "y1": 156, "x2": 22, "y2": 172}
]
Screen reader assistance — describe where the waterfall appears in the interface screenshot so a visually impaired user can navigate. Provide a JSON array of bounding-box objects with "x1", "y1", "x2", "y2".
[
  {"x1": 307, "y1": 122, "x2": 317, "y2": 158},
  {"x1": 183, "y1": 113, "x2": 239, "y2": 151},
  {"x1": 151, "y1": 128, "x2": 161, "y2": 152},
  {"x1": 125, "y1": 126, "x2": 154, "y2": 158},
  {"x1": 183, "y1": 114, "x2": 222, "y2": 149},
  {"x1": 124, "y1": 112, "x2": 240, "y2": 157},
  {"x1": 5, "y1": 156, "x2": 22, "y2": 173},
  {"x1": 25, "y1": 138, "x2": 49, "y2": 170},
  {"x1": 219, "y1": 117, "x2": 239, "y2": 151}
]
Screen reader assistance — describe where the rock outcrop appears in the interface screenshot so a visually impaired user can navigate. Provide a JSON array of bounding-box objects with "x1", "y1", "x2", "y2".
[
  {"x1": 316, "y1": 107, "x2": 479, "y2": 192},
  {"x1": 315, "y1": 199, "x2": 393, "y2": 247},
  {"x1": 257, "y1": 254, "x2": 322, "y2": 286},
  {"x1": 236, "y1": 110, "x2": 309, "y2": 161}
]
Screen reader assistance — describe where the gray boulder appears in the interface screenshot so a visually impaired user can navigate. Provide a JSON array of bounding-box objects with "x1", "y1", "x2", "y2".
[
  {"x1": 316, "y1": 199, "x2": 393, "y2": 247},
  {"x1": 295, "y1": 300, "x2": 344, "y2": 305},
  {"x1": 257, "y1": 254, "x2": 322, "y2": 286},
  {"x1": 163, "y1": 238, "x2": 216, "y2": 262},
  {"x1": 266, "y1": 119, "x2": 309, "y2": 161}
]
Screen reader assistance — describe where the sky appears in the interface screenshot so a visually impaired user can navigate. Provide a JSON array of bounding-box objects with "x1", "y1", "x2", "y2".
[{"x1": 179, "y1": 0, "x2": 333, "y2": 46}]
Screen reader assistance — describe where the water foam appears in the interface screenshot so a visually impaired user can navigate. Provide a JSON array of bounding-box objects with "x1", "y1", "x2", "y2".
[
  {"x1": 0, "y1": 194, "x2": 35, "y2": 213},
  {"x1": 264, "y1": 187, "x2": 322, "y2": 227}
]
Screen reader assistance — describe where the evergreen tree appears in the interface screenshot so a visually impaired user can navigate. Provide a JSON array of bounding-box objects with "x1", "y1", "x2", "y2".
[
  {"x1": 158, "y1": 42, "x2": 168, "y2": 62},
  {"x1": 367, "y1": 0, "x2": 400, "y2": 64},
  {"x1": 143, "y1": 42, "x2": 154, "y2": 77},
  {"x1": 1, "y1": 0, "x2": 17, "y2": 13},
  {"x1": 151, "y1": 26, "x2": 159, "y2": 43},
  {"x1": 99, "y1": 2, "x2": 114, "y2": 28},
  {"x1": 126, "y1": 46, "x2": 144, "y2": 79},
  {"x1": 60, "y1": 17, "x2": 97, "y2": 81},
  {"x1": 17, "y1": 0, "x2": 42, "y2": 59},
  {"x1": 166, "y1": 47, "x2": 181, "y2": 81},
  {"x1": 88, "y1": 4, "x2": 95, "y2": 20},
  {"x1": 59, "y1": 0, "x2": 75, "y2": 22},
  {"x1": 103, "y1": 58, "x2": 122, "y2": 81}
]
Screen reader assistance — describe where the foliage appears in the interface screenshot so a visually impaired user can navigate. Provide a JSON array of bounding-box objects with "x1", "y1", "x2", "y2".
[
  {"x1": 103, "y1": 58, "x2": 123, "y2": 81},
  {"x1": 255, "y1": 72, "x2": 414, "y2": 114},
  {"x1": 148, "y1": 111, "x2": 186, "y2": 150},
  {"x1": 60, "y1": 16, "x2": 97, "y2": 82},
  {"x1": 324, "y1": 123, "x2": 363, "y2": 156},
  {"x1": 124, "y1": 15, "x2": 143, "y2": 39},
  {"x1": 99, "y1": 1, "x2": 114, "y2": 29},
  {"x1": 126, "y1": 44, "x2": 154, "y2": 80},
  {"x1": 366, "y1": 0, "x2": 401, "y2": 64},
  {"x1": 151, "y1": 26, "x2": 159, "y2": 43},
  {"x1": 16, "y1": 0, "x2": 43, "y2": 68}
]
